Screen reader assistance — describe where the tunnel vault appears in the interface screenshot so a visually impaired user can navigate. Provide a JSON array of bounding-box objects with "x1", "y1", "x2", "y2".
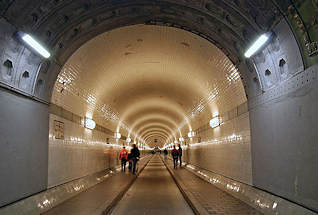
[
  {"x1": 51, "y1": 24, "x2": 247, "y2": 148},
  {"x1": 0, "y1": 0, "x2": 284, "y2": 104},
  {"x1": 1, "y1": 0, "x2": 318, "y2": 212}
]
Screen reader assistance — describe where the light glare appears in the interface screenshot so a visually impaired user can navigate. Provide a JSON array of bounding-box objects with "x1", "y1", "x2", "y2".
[
  {"x1": 114, "y1": 132, "x2": 121, "y2": 139},
  {"x1": 244, "y1": 34, "x2": 269, "y2": 58},
  {"x1": 22, "y1": 34, "x2": 51, "y2": 58},
  {"x1": 188, "y1": 131, "x2": 195, "y2": 138},
  {"x1": 209, "y1": 116, "x2": 220, "y2": 128},
  {"x1": 85, "y1": 118, "x2": 96, "y2": 130}
]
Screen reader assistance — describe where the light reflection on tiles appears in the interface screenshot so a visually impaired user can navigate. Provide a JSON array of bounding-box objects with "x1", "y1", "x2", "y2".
[
  {"x1": 188, "y1": 134, "x2": 244, "y2": 147},
  {"x1": 183, "y1": 163, "x2": 282, "y2": 214}
]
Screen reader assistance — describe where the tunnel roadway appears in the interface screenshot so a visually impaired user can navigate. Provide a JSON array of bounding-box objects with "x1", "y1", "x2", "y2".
[{"x1": 44, "y1": 154, "x2": 261, "y2": 215}]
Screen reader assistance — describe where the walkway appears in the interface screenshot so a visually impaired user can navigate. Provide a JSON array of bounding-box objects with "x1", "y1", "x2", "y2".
[
  {"x1": 44, "y1": 154, "x2": 262, "y2": 215},
  {"x1": 163, "y1": 157, "x2": 262, "y2": 215},
  {"x1": 111, "y1": 155, "x2": 194, "y2": 215}
]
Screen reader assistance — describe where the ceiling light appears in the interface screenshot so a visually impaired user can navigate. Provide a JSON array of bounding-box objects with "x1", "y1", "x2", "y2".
[
  {"x1": 85, "y1": 118, "x2": 96, "y2": 130},
  {"x1": 179, "y1": 137, "x2": 184, "y2": 142},
  {"x1": 244, "y1": 33, "x2": 269, "y2": 58},
  {"x1": 126, "y1": 137, "x2": 131, "y2": 143},
  {"x1": 21, "y1": 34, "x2": 51, "y2": 58},
  {"x1": 209, "y1": 116, "x2": 220, "y2": 128}
]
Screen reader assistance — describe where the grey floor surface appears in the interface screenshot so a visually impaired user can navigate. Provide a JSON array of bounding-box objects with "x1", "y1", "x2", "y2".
[
  {"x1": 111, "y1": 155, "x2": 194, "y2": 215},
  {"x1": 164, "y1": 158, "x2": 263, "y2": 215},
  {"x1": 43, "y1": 157, "x2": 151, "y2": 215},
  {"x1": 43, "y1": 154, "x2": 260, "y2": 215}
]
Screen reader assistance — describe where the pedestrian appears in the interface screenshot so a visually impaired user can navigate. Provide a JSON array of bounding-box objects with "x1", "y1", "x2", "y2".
[
  {"x1": 171, "y1": 146, "x2": 179, "y2": 169},
  {"x1": 131, "y1": 144, "x2": 140, "y2": 174},
  {"x1": 119, "y1": 146, "x2": 128, "y2": 171},
  {"x1": 164, "y1": 148, "x2": 168, "y2": 159},
  {"x1": 178, "y1": 144, "x2": 182, "y2": 167},
  {"x1": 127, "y1": 153, "x2": 133, "y2": 172}
]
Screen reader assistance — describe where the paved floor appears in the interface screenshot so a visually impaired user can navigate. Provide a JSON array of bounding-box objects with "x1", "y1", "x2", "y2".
[
  {"x1": 43, "y1": 156, "x2": 151, "y2": 215},
  {"x1": 44, "y1": 154, "x2": 262, "y2": 215},
  {"x1": 164, "y1": 158, "x2": 262, "y2": 215},
  {"x1": 111, "y1": 155, "x2": 194, "y2": 215}
]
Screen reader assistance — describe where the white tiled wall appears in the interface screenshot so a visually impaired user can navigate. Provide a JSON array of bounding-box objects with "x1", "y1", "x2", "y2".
[
  {"x1": 184, "y1": 112, "x2": 252, "y2": 185},
  {"x1": 48, "y1": 114, "x2": 123, "y2": 187}
]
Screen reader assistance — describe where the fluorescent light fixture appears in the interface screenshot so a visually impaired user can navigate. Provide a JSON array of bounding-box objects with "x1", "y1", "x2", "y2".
[
  {"x1": 22, "y1": 34, "x2": 51, "y2": 58},
  {"x1": 85, "y1": 118, "x2": 96, "y2": 130},
  {"x1": 244, "y1": 34, "x2": 269, "y2": 58},
  {"x1": 126, "y1": 137, "x2": 131, "y2": 143},
  {"x1": 179, "y1": 137, "x2": 184, "y2": 142},
  {"x1": 209, "y1": 116, "x2": 220, "y2": 128},
  {"x1": 114, "y1": 132, "x2": 121, "y2": 139}
]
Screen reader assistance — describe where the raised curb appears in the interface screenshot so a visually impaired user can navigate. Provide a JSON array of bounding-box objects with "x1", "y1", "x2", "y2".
[{"x1": 161, "y1": 157, "x2": 209, "y2": 215}]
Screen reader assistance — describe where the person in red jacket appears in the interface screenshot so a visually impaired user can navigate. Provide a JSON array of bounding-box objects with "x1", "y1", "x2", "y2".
[
  {"x1": 119, "y1": 146, "x2": 129, "y2": 172},
  {"x1": 171, "y1": 146, "x2": 179, "y2": 169}
]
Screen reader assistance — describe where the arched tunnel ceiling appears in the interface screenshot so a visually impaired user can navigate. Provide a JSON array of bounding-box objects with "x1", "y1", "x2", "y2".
[
  {"x1": 1, "y1": 0, "x2": 282, "y2": 67},
  {"x1": 52, "y1": 24, "x2": 246, "y2": 147}
]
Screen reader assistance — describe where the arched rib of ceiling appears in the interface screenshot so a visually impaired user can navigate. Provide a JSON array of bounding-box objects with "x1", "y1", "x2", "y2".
[
  {"x1": 129, "y1": 115, "x2": 180, "y2": 137},
  {"x1": 135, "y1": 123, "x2": 175, "y2": 138},
  {"x1": 7, "y1": 0, "x2": 280, "y2": 72},
  {"x1": 144, "y1": 134, "x2": 168, "y2": 142},
  {"x1": 120, "y1": 103, "x2": 188, "y2": 133},
  {"x1": 137, "y1": 125, "x2": 175, "y2": 143},
  {"x1": 144, "y1": 135, "x2": 167, "y2": 145},
  {"x1": 141, "y1": 130, "x2": 170, "y2": 140}
]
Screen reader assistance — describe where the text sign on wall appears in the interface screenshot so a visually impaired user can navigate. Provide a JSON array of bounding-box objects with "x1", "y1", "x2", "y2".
[{"x1": 54, "y1": 120, "x2": 64, "y2": 139}]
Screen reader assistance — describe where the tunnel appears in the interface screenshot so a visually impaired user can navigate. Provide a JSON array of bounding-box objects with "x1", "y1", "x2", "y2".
[{"x1": 0, "y1": 1, "x2": 318, "y2": 215}]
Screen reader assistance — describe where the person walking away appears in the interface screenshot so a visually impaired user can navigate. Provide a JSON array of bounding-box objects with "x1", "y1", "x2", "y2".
[
  {"x1": 127, "y1": 153, "x2": 133, "y2": 172},
  {"x1": 171, "y1": 146, "x2": 179, "y2": 169},
  {"x1": 178, "y1": 144, "x2": 183, "y2": 167},
  {"x1": 119, "y1": 146, "x2": 128, "y2": 172},
  {"x1": 131, "y1": 144, "x2": 140, "y2": 174},
  {"x1": 163, "y1": 148, "x2": 168, "y2": 159}
]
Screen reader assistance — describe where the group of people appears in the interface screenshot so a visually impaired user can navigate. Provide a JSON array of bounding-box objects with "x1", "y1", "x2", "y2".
[
  {"x1": 119, "y1": 144, "x2": 140, "y2": 174},
  {"x1": 166, "y1": 144, "x2": 183, "y2": 169}
]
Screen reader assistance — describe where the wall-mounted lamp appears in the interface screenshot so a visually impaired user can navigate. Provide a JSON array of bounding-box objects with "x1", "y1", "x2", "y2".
[
  {"x1": 174, "y1": 140, "x2": 178, "y2": 144},
  {"x1": 126, "y1": 137, "x2": 131, "y2": 143},
  {"x1": 187, "y1": 131, "x2": 195, "y2": 138},
  {"x1": 209, "y1": 116, "x2": 220, "y2": 128},
  {"x1": 179, "y1": 137, "x2": 184, "y2": 142},
  {"x1": 85, "y1": 118, "x2": 96, "y2": 130},
  {"x1": 244, "y1": 33, "x2": 270, "y2": 58},
  {"x1": 20, "y1": 33, "x2": 51, "y2": 58},
  {"x1": 114, "y1": 132, "x2": 121, "y2": 139}
]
